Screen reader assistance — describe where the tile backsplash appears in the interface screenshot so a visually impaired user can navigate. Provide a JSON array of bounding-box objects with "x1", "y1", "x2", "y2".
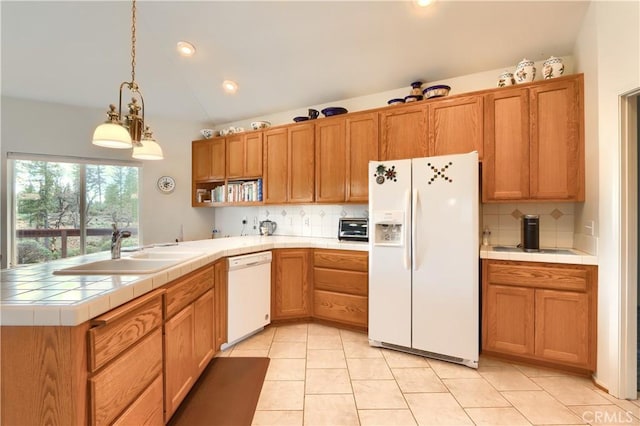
[
  {"x1": 214, "y1": 204, "x2": 368, "y2": 238},
  {"x1": 214, "y1": 201, "x2": 577, "y2": 249},
  {"x1": 482, "y1": 202, "x2": 576, "y2": 248}
]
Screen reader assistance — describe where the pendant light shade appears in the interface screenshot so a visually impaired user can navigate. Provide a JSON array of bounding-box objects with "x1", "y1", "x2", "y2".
[{"x1": 132, "y1": 127, "x2": 163, "y2": 160}]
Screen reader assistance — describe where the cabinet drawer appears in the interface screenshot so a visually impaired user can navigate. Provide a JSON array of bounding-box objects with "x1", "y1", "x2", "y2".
[
  {"x1": 166, "y1": 266, "x2": 214, "y2": 318},
  {"x1": 487, "y1": 262, "x2": 589, "y2": 292},
  {"x1": 314, "y1": 249, "x2": 368, "y2": 272},
  {"x1": 112, "y1": 374, "x2": 164, "y2": 426},
  {"x1": 89, "y1": 328, "x2": 163, "y2": 426},
  {"x1": 313, "y1": 290, "x2": 367, "y2": 327},
  {"x1": 88, "y1": 290, "x2": 164, "y2": 372},
  {"x1": 314, "y1": 268, "x2": 368, "y2": 296}
]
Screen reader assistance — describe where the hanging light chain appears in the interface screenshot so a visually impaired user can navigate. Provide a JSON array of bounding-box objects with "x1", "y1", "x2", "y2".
[{"x1": 130, "y1": 0, "x2": 137, "y2": 85}]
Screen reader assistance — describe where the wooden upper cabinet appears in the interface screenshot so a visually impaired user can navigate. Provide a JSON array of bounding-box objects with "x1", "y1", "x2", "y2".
[
  {"x1": 225, "y1": 135, "x2": 244, "y2": 178},
  {"x1": 315, "y1": 118, "x2": 346, "y2": 203},
  {"x1": 379, "y1": 104, "x2": 428, "y2": 160},
  {"x1": 529, "y1": 76, "x2": 584, "y2": 201},
  {"x1": 483, "y1": 88, "x2": 530, "y2": 201},
  {"x1": 226, "y1": 132, "x2": 263, "y2": 179},
  {"x1": 263, "y1": 128, "x2": 289, "y2": 204},
  {"x1": 288, "y1": 123, "x2": 315, "y2": 203},
  {"x1": 428, "y1": 95, "x2": 483, "y2": 159},
  {"x1": 346, "y1": 112, "x2": 379, "y2": 202},
  {"x1": 245, "y1": 132, "x2": 264, "y2": 177},
  {"x1": 192, "y1": 139, "x2": 225, "y2": 181},
  {"x1": 263, "y1": 123, "x2": 314, "y2": 204}
]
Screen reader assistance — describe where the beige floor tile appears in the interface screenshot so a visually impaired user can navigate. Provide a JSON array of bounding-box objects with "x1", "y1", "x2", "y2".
[
  {"x1": 392, "y1": 367, "x2": 447, "y2": 393},
  {"x1": 347, "y1": 358, "x2": 394, "y2": 380},
  {"x1": 307, "y1": 333, "x2": 343, "y2": 350},
  {"x1": 303, "y1": 394, "x2": 359, "y2": 426},
  {"x1": 442, "y1": 378, "x2": 511, "y2": 408},
  {"x1": 595, "y1": 389, "x2": 640, "y2": 419},
  {"x1": 404, "y1": 392, "x2": 474, "y2": 425},
  {"x1": 340, "y1": 328, "x2": 369, "y2": 342},
  {"x1": 308, "y1": 323, "x2": 341, "y2": 336},
  {"x1": 514, "y1": 363, "x2": 569, "y2": 378},
  {"x1": 569, "y1": 405, "x2": 640, "y2": 425},
  {"x1": 269, "y1": 341, "x2": 307, "y2": 358},
  {"x1": 532, "y1": 376, "x2": 610, "y2": 405},
  {"x1": 502, "y1": 390, "x2": 584, "y2": 425},
  {"x1": 343, "y1": 340, "x2": 384, "y2": 358},
  {"x1": 305, "y1": 368, "x2": 352, "y2": 394},
  {"x1": 478, "y1": 355, "x2": 516, "y2": 368},
  {"x1": 256, "y1": 380, "x2": 305, "y2": 410},
  {"x1": 428, "y1": 359, "x2": 482, "y2": 379},
  {"x1": 251, "y1": 410, "x2": 303, "y2": 426},
  {"x1": 214, "y1": 348, "x2": 232, "y2": 357},
  {"x1": 274, "y1": 325, "x2": 308, "y2": 343},
  {"x1": 307, "y1": 349, "x2": 347, "y2": 369},
  {"x1": 352, "y1": 380, "x2": 408, "y2": 409},
  {"x1": 480, "y1": 368, "x2": 542, "y2": 391},
  {"x1": 265, "y1": 358, "x2": 306, "y2": 381},
  {"x1": 230, "y1": 348, "x2": 270, "y2": 357},
  {"x1": 382, "y1": 349, "x2": 430, "y2": 368},
  {"x1": 358, "y1": 409, "x2": 417, "y2": 426},
  {"x1": 234, "y1": 333, "x2": 274, "y2": 350},
  {"x1": 464, "y1": 407, "x2": 532, "y2": 425}
]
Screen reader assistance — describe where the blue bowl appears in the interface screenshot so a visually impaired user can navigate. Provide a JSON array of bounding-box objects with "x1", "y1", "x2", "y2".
[
  {"x1": 387, "y1": 98, "x2": 405, "y2": 105},
  {"x1": 423, "y1": 85, "x2": 451, "y2": 99},
  {"x1": 293, "y1": 116, "x2": 310, "y2": 122},
  {"x1": 321, "y1": 107, "x2": 348, "y2": 117}
]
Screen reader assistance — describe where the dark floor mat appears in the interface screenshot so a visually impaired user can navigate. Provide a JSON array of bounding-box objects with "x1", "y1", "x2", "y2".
[{"x1": 168, "y1": 357, "x2": 270, "y2": 426}]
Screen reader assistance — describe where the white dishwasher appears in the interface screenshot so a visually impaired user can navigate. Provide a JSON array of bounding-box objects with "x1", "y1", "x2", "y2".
[{"x1": 224, "y1": 251, "x2": 272, "y2": 349}]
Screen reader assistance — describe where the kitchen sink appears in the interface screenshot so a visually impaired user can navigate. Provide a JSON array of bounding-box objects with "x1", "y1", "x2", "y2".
[
  {"x1": 53, "y1": 252, "x2": 201, "y2": 275},
  {"x1": 491, "y1": 246, "x2": 575, "y2": 255}
]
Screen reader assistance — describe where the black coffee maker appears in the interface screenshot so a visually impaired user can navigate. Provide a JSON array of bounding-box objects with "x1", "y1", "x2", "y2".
[{"x1": 522, "y1": 215, "x2": 540, "y2": 252}]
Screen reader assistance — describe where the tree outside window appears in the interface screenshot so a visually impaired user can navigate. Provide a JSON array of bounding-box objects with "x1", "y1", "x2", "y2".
[{"x1": 13, "y1": 159, "x2": 140, "y2": 266}]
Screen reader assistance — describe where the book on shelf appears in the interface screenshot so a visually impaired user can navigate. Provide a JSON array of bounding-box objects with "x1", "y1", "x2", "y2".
[{"x1": 218, "y1": 179, "x2": 262, "y2": 203}]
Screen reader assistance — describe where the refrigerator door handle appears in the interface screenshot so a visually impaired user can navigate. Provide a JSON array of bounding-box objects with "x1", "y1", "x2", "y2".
[
  {"x1": 412, "y1": 188, "x2": 419, "y2": 271},
  {"x1": 403, "y1": 189, "x2": 411, "y2": 270}
]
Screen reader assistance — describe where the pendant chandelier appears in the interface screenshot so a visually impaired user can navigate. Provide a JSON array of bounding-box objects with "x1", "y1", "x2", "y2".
[{"x1": 92, "y1": 0, "x2": 163, "y2": 160}]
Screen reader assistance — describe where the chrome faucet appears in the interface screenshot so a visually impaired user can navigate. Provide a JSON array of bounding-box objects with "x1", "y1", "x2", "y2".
[{"x1": 111, "y1": 224, "x2": 131, "y2": 259}]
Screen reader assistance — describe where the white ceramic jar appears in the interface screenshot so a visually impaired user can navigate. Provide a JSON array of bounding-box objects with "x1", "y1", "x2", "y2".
[
  {"x1": 515, "y1": 58, "x2": 536, "y2": 83},
  {"x1": 497, "y1": 71, "x2": 515, "y2": 87},
  {"x1": 542, "y1": 56, "x2": 564, "y2": 79}
]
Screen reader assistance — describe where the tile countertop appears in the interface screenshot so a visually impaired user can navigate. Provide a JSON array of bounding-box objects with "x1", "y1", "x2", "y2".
[
  {"x1": 480, "y1": 245, "x2": 598, "y2": 265},
  {"x1": 0, "y1": 236, "x2": 367, "y2": 327}
]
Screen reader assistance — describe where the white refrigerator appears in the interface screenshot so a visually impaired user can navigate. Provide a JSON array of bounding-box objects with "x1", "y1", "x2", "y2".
[{"x1": 368, "y1": 151, "x2": 479, "y2": 368}]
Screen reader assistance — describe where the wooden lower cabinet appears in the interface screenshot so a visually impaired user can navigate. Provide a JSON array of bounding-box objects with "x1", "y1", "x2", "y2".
[
  {"x1": 482, "y1": 259, "x2": 597, "y2": 372},
  {"x1": 112, "y1": 375, "x2": 164, "y2": 426},
  {"x1": 165, "y1": 304, "x2": 196, "y2": 421},
  {"x1": 272, "y1": 249, "x2": 312, "y2": 320},
  {"x1": 163, "y1": 266, "x2": 215, "y2": 422},
  {"x1": 313, "y1": 249, "x2": 368, "y2": 329}
]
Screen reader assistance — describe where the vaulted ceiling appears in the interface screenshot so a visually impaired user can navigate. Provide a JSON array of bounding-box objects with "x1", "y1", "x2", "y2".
[{"x1": 1, "y1": 1, "x2": 590, "y2": 125}]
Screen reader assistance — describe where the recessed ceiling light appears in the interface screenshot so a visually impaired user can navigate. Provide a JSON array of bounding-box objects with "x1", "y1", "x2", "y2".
[
  {"x1": 415, "y1": 0, "x2": 434, "y2": 6},
  {"x1": 177, "y1": 41, "x2": 196, "y2": 57},
  {"x1": 222, "y1": 80, "x2": 238, "y2": 94}
]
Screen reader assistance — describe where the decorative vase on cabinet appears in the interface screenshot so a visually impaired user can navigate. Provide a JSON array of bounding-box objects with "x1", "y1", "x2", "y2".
[
  {"x1": 515, "y1": 58, "x2": 536, "y2": 83},
  {"x1": 542, "y1": 56, "x2": 564, "y2": 79}
]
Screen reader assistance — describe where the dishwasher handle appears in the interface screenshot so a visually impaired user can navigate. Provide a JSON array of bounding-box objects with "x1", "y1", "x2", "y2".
[{"x1": 227, "y1": 251, "x2": 272, "y2": 271}]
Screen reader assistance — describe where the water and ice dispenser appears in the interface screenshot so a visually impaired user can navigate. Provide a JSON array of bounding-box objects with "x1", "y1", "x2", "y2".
[{"x1": 372, "y1": 211, "x2": 405, "y2": 246}]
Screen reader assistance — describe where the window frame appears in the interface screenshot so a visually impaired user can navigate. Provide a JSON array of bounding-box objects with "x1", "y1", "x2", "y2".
[{"x1": 7, "y1": 152, "x2": 143, "y2": 267}]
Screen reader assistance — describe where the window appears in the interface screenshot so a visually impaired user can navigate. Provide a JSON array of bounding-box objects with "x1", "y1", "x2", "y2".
[{"x1": 10, "y1": 156, "x2": 140, "y2": 266}]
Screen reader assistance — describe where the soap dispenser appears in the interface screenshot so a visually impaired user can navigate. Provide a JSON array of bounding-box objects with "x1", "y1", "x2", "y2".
[{"x1": 482, "y1": 226, "x2": 491, "y2": 246}]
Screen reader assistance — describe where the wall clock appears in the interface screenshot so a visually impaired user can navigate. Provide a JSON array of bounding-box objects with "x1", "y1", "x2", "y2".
[{"x1": 157, "y1": 176, "x2": 176, "y2": 194}]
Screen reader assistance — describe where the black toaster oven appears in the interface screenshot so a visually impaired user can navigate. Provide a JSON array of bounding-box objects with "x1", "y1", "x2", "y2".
[{"x1": 338, "y1": 218, "x2": 369, "y2": 242}]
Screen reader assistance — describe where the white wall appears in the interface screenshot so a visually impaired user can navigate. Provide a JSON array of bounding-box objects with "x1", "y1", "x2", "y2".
[
  {"x1": 216, "y1": 58, "x2": 575, "y2": 130},
  {"x1": 0, "y1": 97, "x2": 214, "y2": 268},
  {"x1": 574, "y1": 1, "x2": 640, "y2": 398}
]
